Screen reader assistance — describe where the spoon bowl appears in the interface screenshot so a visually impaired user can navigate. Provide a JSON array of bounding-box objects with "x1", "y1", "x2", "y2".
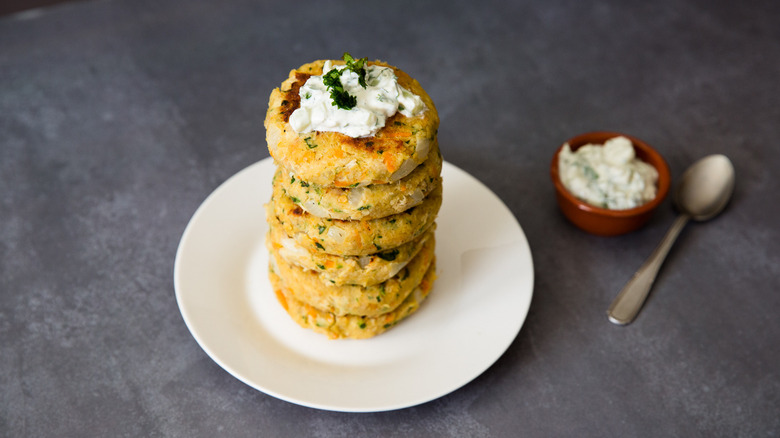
[
  {"x1": 607, "y1": 154, "x2": 735, "y2": 325},
  {"x1": 675, "y1": 154, "x2": 735, "y2": 221}
]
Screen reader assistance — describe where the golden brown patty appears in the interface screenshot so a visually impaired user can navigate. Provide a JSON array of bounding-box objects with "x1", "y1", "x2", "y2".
[
  {"x1": 270, "y1": 233, "x2": 434, "y2": 317},
  {"x1": 267, "y1": 213, "x2": 435, "y2": 287},
  {"x1": 264, "y1": 59, "x2": 439, "y2": 187},
  {"x1": 268, "y1": 175, "x2": 442, "y2": 256},
  {"x1": 270, "y1": 258, "x2": 436, "y2": 339},
  {"x1": 279, "y1": 142, "x2": 443, "y2": 220}
]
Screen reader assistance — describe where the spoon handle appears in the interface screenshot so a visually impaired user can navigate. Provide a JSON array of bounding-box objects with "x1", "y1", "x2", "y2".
[{"x1": 607, "y1": 214, "x2": 690, "y2": 325}]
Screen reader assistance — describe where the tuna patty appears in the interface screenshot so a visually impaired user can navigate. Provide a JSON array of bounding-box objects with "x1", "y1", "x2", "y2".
[
  {"x1": 269, "y1": 233, "x2": 434, "y2": 317},
  {"x1": 268, "y1": 175, "x2": 441, "y2": 256},
  {"x1": 267, "y1": 214, "x2": 435, "y2": 287},
  {"x1": 270, "y1": 258, "x2": 436, "y2": 339},
  {"x1": 278, "y1": 142, "x2": 442, "y2": 220},
  {"x1": 265, "y1": 59, "x2": 439, "y2": 187}
]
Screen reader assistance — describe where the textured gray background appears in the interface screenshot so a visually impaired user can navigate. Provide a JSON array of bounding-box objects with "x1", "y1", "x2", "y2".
[{"x1": 2, "y1": 0, "x2": 779, "y2": 436}]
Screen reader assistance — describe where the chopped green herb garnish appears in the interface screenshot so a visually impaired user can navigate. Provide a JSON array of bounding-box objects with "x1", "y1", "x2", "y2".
[
  {"x1": 342, "y1": 53, "x2": 368, "y2": 88},
  {"x1": 322, "y1": 68, "x2": 356, "y2": 110},
  {"x1": 316, "y1": 264, "x2": 326, "y2": 270},
  {"x1": 315, "y1": 242, "x2": 325, "y2": 250},
  {"x1": 359, "y1": 322, "x2": 367, "y2": 329},
  {"x1": 300, "y1": 180, "x2": 309, "y2": 188},
  {"x1": 304, "y1": 137, "x2": 317, "y2": 149},
  {"x1": 357, "y1": 205, "x2": 371, "y2": 211},
  {"x1": 583, "y1": 165, "x2": 599, "y2": 180},
  {"x1": 321, "y1": 53, "x2": 368, "y2": 110},
  {"x1": 290, "y1": 196, "x2": 300, "y2": 203},
  {"x1": 317, "y1": 225, "x2": 326, "y2": 234}
]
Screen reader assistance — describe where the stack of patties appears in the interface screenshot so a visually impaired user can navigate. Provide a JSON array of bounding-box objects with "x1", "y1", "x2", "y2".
[{"x1": 263, "y1": 55, "x2": 441, "y2": 339}]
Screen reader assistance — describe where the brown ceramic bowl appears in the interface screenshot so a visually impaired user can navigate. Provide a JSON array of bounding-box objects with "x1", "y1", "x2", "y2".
[{"x1": 550, "y1": 131, "x2": 671, "y2": 236}]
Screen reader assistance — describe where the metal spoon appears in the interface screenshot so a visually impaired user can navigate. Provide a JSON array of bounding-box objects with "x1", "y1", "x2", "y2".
[{"x1": 607, "y1": 154, "x2": 735, "y2": 325}]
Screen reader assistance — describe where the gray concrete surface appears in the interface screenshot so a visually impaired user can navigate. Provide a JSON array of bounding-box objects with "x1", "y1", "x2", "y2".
[{"x1": 1, "y1": 0, "x2": 779, "y2": 436}]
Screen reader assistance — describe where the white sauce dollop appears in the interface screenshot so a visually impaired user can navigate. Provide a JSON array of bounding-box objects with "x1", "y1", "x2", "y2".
[
  {"x1": 289, "y1": 61, "x2": 426, "y2": 138},
  {"x1": 558, "y1": 136, "x2": 659, "y2": 210}
]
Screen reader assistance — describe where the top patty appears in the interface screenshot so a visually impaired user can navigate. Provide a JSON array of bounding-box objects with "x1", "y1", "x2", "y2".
[{"x1": 264, "y1": 59, "x2": 439, "y2": 187}]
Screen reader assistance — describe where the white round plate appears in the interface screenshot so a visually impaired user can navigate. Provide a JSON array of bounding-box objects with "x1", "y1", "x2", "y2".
[{"x1": 174, "y1": 158, "x2": 534, "y2": 412}]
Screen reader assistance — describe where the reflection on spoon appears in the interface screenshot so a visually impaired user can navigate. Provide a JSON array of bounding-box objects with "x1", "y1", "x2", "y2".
[{"x1": 607, "y1": 154, "x2": 736, "y2": 325}]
